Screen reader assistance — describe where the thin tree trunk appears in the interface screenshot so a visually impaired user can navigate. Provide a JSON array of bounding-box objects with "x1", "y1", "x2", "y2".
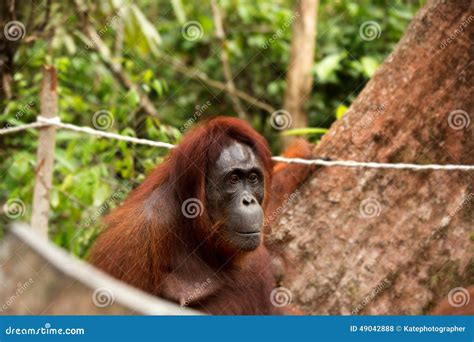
[
  {"x1": 0, "y1": 0, "x2": 19, "y2": 100},
  {"x1": 211, "y1": 0, "x2": 248, "y2": 120},
  {"x1": 269, "y1": 0, "x2": 473, "y2": 315},
  {"x1": 31, "y1": 66, "x2": 58, "y2": 239},
  {"x1": 282, "y1": 0, "x2": 318, "y2": 147}
]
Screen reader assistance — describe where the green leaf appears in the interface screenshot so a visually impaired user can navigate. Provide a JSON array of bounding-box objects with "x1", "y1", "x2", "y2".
[
  {"x1": 123, "y1": 5, "x2": 162, "y2": 56},
  {"x1": 360, "y1": 56, "x2": 379, "y2": 77},
  {"x1": 61, "y1": 174, "x2": 75, "y2": 192},
  {"x1": 143, "y1": 69, "x2": 154, "y2": 83},
  {"x1": 335, "y1": 105, "x2": 348, "y2": 120},
  {"x1": 171, "y1": 0, "x2": 186, "y2": 23},
  {"x1": 126, "y1": 88, "x2": 140, "y2": 106},
  {"x1": 153, "y1": 80, "x2": 163, "y2": 96},
  {"x1": 313, "y1": 52, "x2": 347, "y2": 82},
  {"x1": 282, "y1": 127, "x2": 329, "y2": 136},
  {"x1": 93, "y1": 183, "x2": 110, "y2": 207},
  {"x1": 51, "y1": 188, "x2": 60, "y2": 209},
  {"x1": 267, "y1": 81, "x2": 280, "y2": 96}
]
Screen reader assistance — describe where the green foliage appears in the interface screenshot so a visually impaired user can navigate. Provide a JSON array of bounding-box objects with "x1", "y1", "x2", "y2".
[
  {"x1": 0, "y1": 0, "x2": 419, "y2": 257},
  {"x1": 282, "y1": 127, "x2": 328, "y2": 136}
]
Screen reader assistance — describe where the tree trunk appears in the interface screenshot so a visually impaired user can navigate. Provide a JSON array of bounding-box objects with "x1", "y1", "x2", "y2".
[
  {"x1": 0, "y1": 0, "x2": 21, "y2": 100},
  {"x1": 282, "y1": 0, "x2": 318, "y2": 147},
  {"x1": 269, "y1": 0, "x2": 473, "y2": 315}
]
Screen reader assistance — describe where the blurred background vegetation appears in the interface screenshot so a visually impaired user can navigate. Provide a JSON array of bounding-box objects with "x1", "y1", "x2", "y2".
[{"x1": 0, "y1": 0, "x2": 421, "y2": 257}]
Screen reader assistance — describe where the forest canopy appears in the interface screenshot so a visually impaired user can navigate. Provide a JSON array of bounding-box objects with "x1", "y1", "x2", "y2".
[{"x1": 0, "y1": 0, "x2": 421, "y2": 256}]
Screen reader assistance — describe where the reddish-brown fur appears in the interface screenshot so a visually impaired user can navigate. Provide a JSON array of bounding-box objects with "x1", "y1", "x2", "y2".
[
  {"x1": 265, "y1": 138, "x2": 315, "y2": 234},
  {"x1": 430, "y1": 285, "x2": 474, "y2": 315},
  {"x1": 90, "y1": 117, "x2": 286, "y2": 314},
  {"x1": 91, "y1": 120, "x2": 472, "y2": 315}
]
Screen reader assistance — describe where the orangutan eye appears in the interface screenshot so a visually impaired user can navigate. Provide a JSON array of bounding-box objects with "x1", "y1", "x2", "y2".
[
  {"x1": 229, "y1": 173, "x2": 240, "y2": 184},
  {"x1": 248, "y1": 173, "x2": 258, "y2": 183}
]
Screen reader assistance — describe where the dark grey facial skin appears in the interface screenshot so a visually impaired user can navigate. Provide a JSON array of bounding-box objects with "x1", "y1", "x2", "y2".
[{"x1": 206, "y1": 141, "x2": 265, "y2": 251}]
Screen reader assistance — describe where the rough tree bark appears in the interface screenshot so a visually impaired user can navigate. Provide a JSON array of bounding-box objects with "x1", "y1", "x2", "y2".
[
  {"x1": 282, "y1": 0, "x2": 318, "y2": 147},
  {"x1": 269, "y1": 0, "x2": 473, "y2": 314}
]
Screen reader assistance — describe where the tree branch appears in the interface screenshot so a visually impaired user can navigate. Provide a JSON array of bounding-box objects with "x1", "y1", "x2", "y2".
[
  {"x1": 282, "y1": 0, "x2": 318, "y2": 146},
  {"x1": 74, "y1": 0, "x2": 161, "y2": 120},
  {"x1": 75, "y1": 0, "x2": 275, "y2": 117},
  {"x1": 159, "y1": 53, "x2": 276, "y2": 114},
  {"x1": 210, "y1": 0, "x2": 248, "y2": 119}
]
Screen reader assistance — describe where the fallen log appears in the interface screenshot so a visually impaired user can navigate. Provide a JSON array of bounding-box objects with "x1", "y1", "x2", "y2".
[{"x1": 0, "y1": 223, "x2": 199, "y2": 315}]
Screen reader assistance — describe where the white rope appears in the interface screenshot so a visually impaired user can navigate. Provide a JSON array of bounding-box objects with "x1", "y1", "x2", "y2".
[
  {"x1": 1, "y1": 116, "x2": 473, "y2": 171},
  {"x1": 0, "y1": 121, "x2": 49, "y2": 134},
  {"x1": 271, "y1": 156, "x2": 474, "y2": 171},
  {"x1": 37, "y1": 116, "x2": 175, "y2": 149}
]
